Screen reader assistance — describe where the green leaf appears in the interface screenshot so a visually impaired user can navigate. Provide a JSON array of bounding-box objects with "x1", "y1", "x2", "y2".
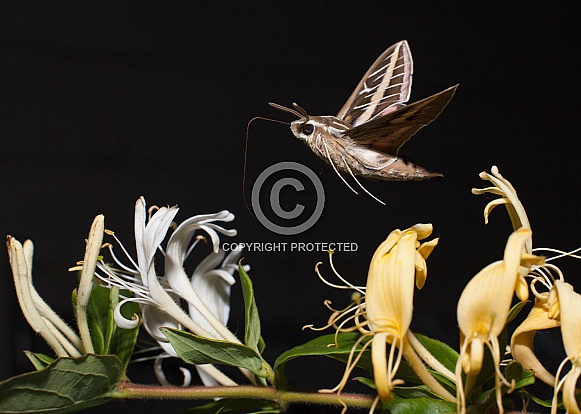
[
  {"x1": 521, "y1": 388, "x2": 556, "y2": 408},
  {"x1": 24, "y1": 351, "x2": 55, "y2": 371},
  {"x1": 162, "y1": 328, "x2": 268, "y2": 377},
  {"x1": 502, "y1": 362, "x2": 534, "y2": 391},
  {"x1": 380, "y1": 397, "x2": 457, "y2": 413},
  {"x1": 504, "y1": 361, "x2": 523, "y2": 383},
  {"x1": 507, "y1": 300, "x2": 528, "y2": 324},
  {"x1": 274, "y1": 332, "x2": 368, "y2": 389},
  {"x1": 0, "y1": 354, "x2": 122, "y2": 414},
  {"x1": 184, "y1": 398, "x2": 280, "y2": 414},
  {"x1": 86, "y1": 282, "x2": 111, "y2": 354},
  {"x1": 355, "y1": 377, "x2": 446, "y2": 401},
  {"x1": 413, "y1": 333, "x2": 459, "y2": 373},
  {"x1": 353, "y1": 375, "x2": 375, "y2": 389},
  {"x1": 85, "y1": 281, "x2": 140, "y2": 375},
  {"x1": 238, "y1": 264, "x2": 262, "y2": 354},
  {"x1": 392, "y1": 385, "x2": 448, "y2": 400}
]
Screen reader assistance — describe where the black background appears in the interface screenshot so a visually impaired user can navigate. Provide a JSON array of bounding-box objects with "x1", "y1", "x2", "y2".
[{"x1": 1, "y1": 2, "x2": 579, "y2": 413}]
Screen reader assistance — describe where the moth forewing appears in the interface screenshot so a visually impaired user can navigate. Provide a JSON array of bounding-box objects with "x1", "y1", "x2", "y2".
[{"x1": 337, "y1": 40, "x2": 414, "y2": 127}]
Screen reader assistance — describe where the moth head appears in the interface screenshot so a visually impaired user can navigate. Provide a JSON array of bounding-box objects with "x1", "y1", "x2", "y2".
[{"x1": 269, "y1": 102, "x2": 316, "y2": 141}]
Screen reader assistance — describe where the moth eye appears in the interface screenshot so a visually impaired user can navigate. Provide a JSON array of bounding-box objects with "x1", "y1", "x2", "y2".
[{"x1": 302, "y1": 123, "x2": 314, "y2": 135}]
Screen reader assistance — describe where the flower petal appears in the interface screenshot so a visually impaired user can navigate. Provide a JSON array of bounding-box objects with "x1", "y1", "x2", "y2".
[
  {"x1": 510, "y1": 293, "x2": 559, "y2": 385},
  {"x1": 555, "y1": 281, "x2": 581, "y2": 360},
  {"x1": 371, "y1": 332, "x2": 392, "y2": 402}
]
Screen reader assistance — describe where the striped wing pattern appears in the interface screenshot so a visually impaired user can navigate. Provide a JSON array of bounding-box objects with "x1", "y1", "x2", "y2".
[{"x1": 336, "y1": 40, "x2": 413, "y2": 127}]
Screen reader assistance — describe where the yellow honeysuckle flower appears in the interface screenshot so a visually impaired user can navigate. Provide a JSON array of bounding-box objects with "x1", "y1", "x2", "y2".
[
  {"x1": 365, "y1": 224, "x2": 449, "y2": 403},
  {"x1": 472, "y1": 166, "x2": 530, "y2": 241},
  {"x1": 551, "y1": 280, "x2": 581, "y2": 414},
  {"x1": 311, "y1": 224, "x2": 455, "y2": 412},
  {"x1": 474, "y1": 165, "x2": 581, "y2": 394},
  {"x1": 456, "y1": 227, "x2": 544, "y2": 414}
]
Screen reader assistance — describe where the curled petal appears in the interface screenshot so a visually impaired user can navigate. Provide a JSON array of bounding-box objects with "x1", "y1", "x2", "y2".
[
  {"x1": 141, "y1": 304, "x2": 180, "y2": 342},
  {"x1": 417, "y1": 237, "x2": 438, "y2": 260},
  {"x1": 154, "y1": 354, "x2": 192, "y2": 387},
  {"x1": 164, "y1": 221, "x2": 238, "y2": 342},
  {"x1": 482, "y1": 198, "x2": 509, "y2": 225},
  {"x1": 414, "y1": 252, "x2": 427, "y2": 290},
  {"x1": 472, "y1": 166, "x2": 531, "y2": 251},
  {"x1": 555, "y1": 281, "x2": 581, "y2": 358},
  {"x1": 515, "y1": 274, "x2": 529, "y2": 302},
  {"x1": 192, "y1": 249, "x2": 227, "y2": 278},
  {"x1": 188, "y1": 250, "x2": 239, "y2": 338},
  {"x1": 114, "y1": 299, "x2": 140, "y2": 329},
  {"x1": 134, "y1": 197, "x2": 179, "y2": 285},
  {"x1": 548, "y1": 286, "x2": 561, "y2": 320},
  {"x1": 408, "y1": 223, "x2": 433, "y2": 240},
  {"x1": 511, "y1": 293, "x2": 559, "y2": 386}
]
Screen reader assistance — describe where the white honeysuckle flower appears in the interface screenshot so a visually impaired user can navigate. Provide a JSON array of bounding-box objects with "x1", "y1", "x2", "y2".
[
  {"x1": 188, "y1": 249, "x2": 237, "y2": 340},
  {"x1": 96, "y1": 197, "x2": 248, "y2": 387},
  {"x1": 8, "y1": 237, "x2": 76, "y2": 358},
  {"x1": 7, "y1": 215, "x2": 105, "y2": 359}
]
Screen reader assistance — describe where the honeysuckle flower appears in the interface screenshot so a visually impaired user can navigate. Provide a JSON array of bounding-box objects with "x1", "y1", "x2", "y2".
[
  {"x1": 95, "y1": 197, "x2": 248, "y2": 387},
  {"x1": 473, "y1": 166, "x2": 581, "y2": 390},
  {"x1": 551, "y1": 280, "x2": 581, "y2": 414},
  {"x1": 7, "y1": 215, "x2": 104, "y2": 359},
  {"x1": 310, "y1": 224, "x2": 455, "y2": 412},
  {"x1": 510, "y1": 261, "x2": 565, "y2": 387},
  {"x1": 472, "y1": 166, "x2": 530, "y2": 247},
  {"x1": 456, "y1": 227, "x2": 544, "y2": 414}
]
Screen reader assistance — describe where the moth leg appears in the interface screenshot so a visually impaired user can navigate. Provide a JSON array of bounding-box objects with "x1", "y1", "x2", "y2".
[
  {"x1": 340, "y1": 154, "x2": 386, "y2": 205},
  {"x1": 322, "y1": 137, "x2": 359, "y2": 195}
]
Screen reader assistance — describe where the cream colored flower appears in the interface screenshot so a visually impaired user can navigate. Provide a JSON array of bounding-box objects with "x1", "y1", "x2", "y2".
[
  {"x1": 311, "y1": 224, "x2": 454, "y2": 412},
  {"x1": 551, "y1": 280, "x2": 581, "y2": 414},
  {"x1": 474, "y1": 166, "x2": 578, "y2": 392},
  {"x1": 472, "y1": 166, "x2": 530, "y2": 245},
  {"x1": 7, "y1": 215, "x2": 104, "y2": 358},
  {"x1": 456, "y1": 227, "x2": 544, "y2": 414},
  {"x1": 365, "y1": 224, "x2": 446, "y2": 403}
]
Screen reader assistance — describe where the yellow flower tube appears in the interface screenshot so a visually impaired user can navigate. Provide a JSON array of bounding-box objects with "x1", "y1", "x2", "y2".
[
  {"x1": 365, "y1": 224, "x2": 454, "y2": 404},
  {"x1": 456, "y1": 227, "x2": 543, "y2": 414}
]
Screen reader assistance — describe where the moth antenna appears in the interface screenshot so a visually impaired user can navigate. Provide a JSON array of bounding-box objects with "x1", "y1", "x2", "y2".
[
  {"x1": 321, "y1": 137, "x2": 359, "y2": 196},
  {"x1": 342, "y1": 157, "x2": 386, "y2": 205},
  {"x1": 291, "y1": 102, "x2": 309, "y2": 118},
  {"x1": 268, "y1": 102, "x2": 307, "y2": 119},
  {"x1": 243, "y1": 116, "x2": 290, "y2": 219}
]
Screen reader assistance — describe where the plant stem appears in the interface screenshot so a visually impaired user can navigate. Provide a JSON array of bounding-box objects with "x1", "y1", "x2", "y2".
[{"x1": 115, "y1": 383, "x2": 374, "y2": 410}]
